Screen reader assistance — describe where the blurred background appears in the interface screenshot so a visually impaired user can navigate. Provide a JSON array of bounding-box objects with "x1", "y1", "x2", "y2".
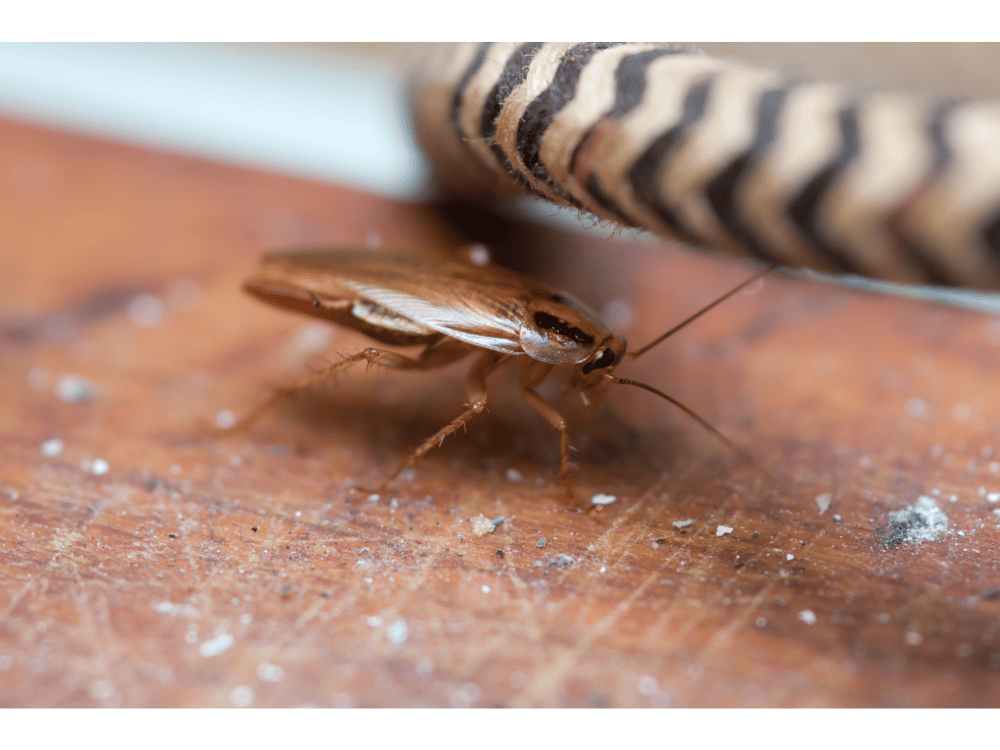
[
  {"x1": 3, "y1": 42, "x2": 999, "y2": 307},
  {"x1": 3, "y1": 43, "x2": 1000, "y2": 201}
]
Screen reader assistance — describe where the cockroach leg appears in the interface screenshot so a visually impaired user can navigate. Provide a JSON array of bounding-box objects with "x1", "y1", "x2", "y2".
[
  {"x1": 221, "y1": 341, "x2": 473, "y2": 436},
  {"x1": 352, "y1": 339, "x2": 472, "y2": 372},
  {"x1": 518, "y1": 359, "x2": 575, "y2": 498},
  {"x1": 215, "y1": 350, "x2": 377, "y2": 436},
  {"x1": 374, "y1": 350, "x2": 510, "y2": 491}
]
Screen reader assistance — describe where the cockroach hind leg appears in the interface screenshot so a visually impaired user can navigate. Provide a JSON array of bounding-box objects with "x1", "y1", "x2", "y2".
[
  {"x1": 361, "y1": 348, "x2": 388, "y2": 372},
  {"x1": 205, "y1": 389, "x2": 293, "y2": 438},
  {"x1": 349, "y1": 479, "x2": 394, "y2": 499},
  {"x1": 212, "y1": 349, "x2": 382, "y2": 439},
  {"x1": 557, "y1": 468, "x2": 579, "y2": 504}
]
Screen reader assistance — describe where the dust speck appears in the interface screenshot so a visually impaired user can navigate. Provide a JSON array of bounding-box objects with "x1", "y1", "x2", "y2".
[
  {"x1": 40, "y1": 438, "x2": 64, "y2": 458},
  {"x1": 229, "y1": 684, "x2": 254, "y2": 707},
  {"x1": 199, "y1": 632, "x2": 234, "y2": 658},
  {"x1": 386, "y1": 618, "x2": 408, "y2": 646},
  {"x1": 152, "y1": 601, "x2": 200, "y2": 619},
  {"x1": 215, "y1": 410, "x2": 236, "y2": 430},
  {"x1": 55, "y1": 375, "x2": 95, "y2": 404},
  {"x1": 716, "y1": 525, "x2": 734, "y2": 537},
  {"x1": 880, "y1": 496, "x2": 948, "y2": 546},
  {"x1": 470, "y1": 514, "x2": 498, "y2": 536},
  {"x1": 546, "y1": 554, "x2": 574, "y2": 568},
  {"x1": 815, "y1": 493, "x2": 832, "y2": 514},
  {"x1": 591, "y1": 493, "x2": 616, "y2": 506},
  {"x1": 797, "y1": 609, "x2": 817, "y2": 625},
  {"x1": 256, "y1": 662, "x2": 286, "y2": 683}
]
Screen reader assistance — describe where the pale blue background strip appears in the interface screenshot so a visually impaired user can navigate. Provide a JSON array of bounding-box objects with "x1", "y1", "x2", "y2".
[{"x1": 0, "y1": 43, "x2": 428, "y2": 198}]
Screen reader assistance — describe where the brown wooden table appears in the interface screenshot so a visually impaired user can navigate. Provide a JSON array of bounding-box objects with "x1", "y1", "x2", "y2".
[{"x1": 2, "y1": 116, "x2": 999, "y2": 707}]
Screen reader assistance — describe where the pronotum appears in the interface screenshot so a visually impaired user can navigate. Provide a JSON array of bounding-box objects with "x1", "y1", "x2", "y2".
[{"x1": 408, "y1": 43, "x2": 1000, "y2": 290}]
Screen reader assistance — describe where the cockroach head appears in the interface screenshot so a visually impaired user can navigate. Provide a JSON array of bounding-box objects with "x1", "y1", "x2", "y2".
[{"x1": 570, "y1": 335, "x2": 627, "y2": 391}]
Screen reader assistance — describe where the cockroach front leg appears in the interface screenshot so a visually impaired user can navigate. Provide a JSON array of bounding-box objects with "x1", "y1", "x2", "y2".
[{"x1": 518, "y1": 359, "x2": 576, "y2": 499}]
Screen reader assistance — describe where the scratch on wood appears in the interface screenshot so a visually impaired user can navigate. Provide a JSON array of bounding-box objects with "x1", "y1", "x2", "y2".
[{"x1": 511, "y1": 569, "x2": 661, "y2": 707}]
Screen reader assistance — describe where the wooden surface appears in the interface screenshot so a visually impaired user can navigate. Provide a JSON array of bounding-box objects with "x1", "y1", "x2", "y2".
[{"x1": 2, "y1": 116, "x2": 1000, "y2": 707}]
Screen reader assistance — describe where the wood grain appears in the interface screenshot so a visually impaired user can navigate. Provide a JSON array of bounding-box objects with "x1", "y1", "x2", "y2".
[{"x1": 1, "y1": 116, "x2": 999, "y2": 707}]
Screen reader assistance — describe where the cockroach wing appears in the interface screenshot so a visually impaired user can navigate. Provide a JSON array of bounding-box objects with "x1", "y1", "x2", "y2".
[{"x1": 250, "y1": 249, "x2": 550, "y2": 354}]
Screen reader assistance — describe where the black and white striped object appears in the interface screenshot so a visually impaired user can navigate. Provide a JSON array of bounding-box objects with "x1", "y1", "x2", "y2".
[{"x1": 408, "y1": 43, "x2": 1000, "y2": 290}]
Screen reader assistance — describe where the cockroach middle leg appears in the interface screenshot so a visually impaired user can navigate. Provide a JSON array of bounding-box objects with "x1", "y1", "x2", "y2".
[
  {"x1": 374, "y1": 350, "x2": 510, "y2": 491},
  {"x1": 222, "y1": 340, "x2": 472, "y2": 435}
]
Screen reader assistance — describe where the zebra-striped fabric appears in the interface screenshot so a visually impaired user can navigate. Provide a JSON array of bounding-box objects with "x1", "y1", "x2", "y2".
[{"x1": 408, "y1": 43, "x2": 1000, "y2": 290}]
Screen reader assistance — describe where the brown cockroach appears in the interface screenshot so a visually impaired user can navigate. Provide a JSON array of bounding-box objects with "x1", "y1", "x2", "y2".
[{"x1": 231, "y1": 246, "x2": 772, "y2": 492}]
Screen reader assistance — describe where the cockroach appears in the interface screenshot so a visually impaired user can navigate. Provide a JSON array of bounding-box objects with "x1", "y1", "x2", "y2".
[{"x1": 229, "y1": 246, "x2": 772, "y2": 492}]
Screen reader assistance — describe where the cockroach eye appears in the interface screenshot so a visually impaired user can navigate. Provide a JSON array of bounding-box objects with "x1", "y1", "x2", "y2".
[{"x1": 582, "y1": 347, "x2": 616, "y2": 374}]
